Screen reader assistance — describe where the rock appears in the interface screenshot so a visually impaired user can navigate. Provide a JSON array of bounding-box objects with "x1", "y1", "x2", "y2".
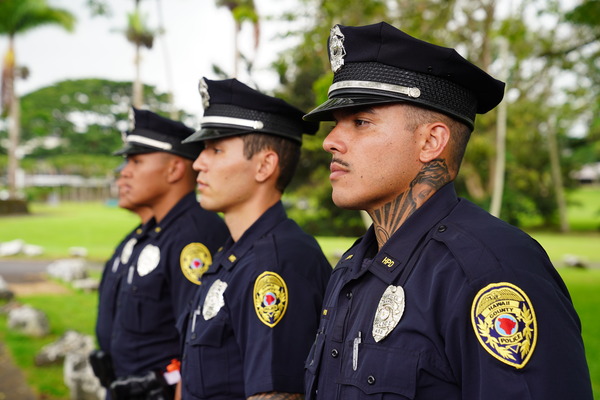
[
  {"x1": 64, "y1": 352, "x2": 106, "y2": 400},
  {"x1": 0, "y1": 275, "x2": 14, "y2": 301},
  {"x1": 564, "y1": 254, "x2": 587, "y2": 269},
  {"x1": 7, "y1": 305, "x2": 50, "y2": 337},
  {"x1": 47, "y1": 259, "x2": 88, "y2": 282},
  {"x1": 23, "y1": 244, "x2": 44, "y2": 256},
  {"x1": 0, "y1": 239, "x2": 25, "y2": 257},
  {"x1": 69, "y1": 247, "x2": 89, "y2": 258},
  {"x1": 35, "y1": 330, "x2": 95, "y2": 366},
  {"x1": 71, "y1": 278, "x2": 100, "y2": 292}
]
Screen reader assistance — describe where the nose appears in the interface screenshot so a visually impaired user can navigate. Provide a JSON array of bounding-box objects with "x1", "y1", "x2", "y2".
[
  {"x1": 120, "y1": 160, "x2": 132, "y2": 177},
  {"x1": 192, "y1": 150, "x2": 206, "y2": 173},
  {"x1": 323, "y1": 124, "x2": 346, "y2": 155}
]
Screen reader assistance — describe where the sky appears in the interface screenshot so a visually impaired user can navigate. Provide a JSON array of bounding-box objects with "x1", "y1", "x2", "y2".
[{"x1": 4, "y1": 0, "x2": 298, "y2": 116}]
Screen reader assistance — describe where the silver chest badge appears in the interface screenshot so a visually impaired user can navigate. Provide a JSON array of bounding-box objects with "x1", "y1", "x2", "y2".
[
  {"x1": 198, "y1": 78, "x2": 210, "y2": 109},
  {"x1": 120, "y1": 238, "x2": 137, "y2": 265},
  {"x1": 329, "y1": 25, "x2": 346, "y2": 73},
  {"x1": 372, "y1": 285, "x2": 405, "y2": 342},
  {"x1": 137, "y1": 244, "x2": 160, "y2": 277},
  {"x1": 203, "y1": 279, "x2": 228, "y2": 320}
]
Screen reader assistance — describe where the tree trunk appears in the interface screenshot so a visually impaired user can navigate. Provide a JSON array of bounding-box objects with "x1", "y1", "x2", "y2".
[
  {"x1": 547, "y1": 117, "x2": 569, "y2": 232},
  {"x1": 5, "y1": 37, "x2": 20, "y2": 199}
]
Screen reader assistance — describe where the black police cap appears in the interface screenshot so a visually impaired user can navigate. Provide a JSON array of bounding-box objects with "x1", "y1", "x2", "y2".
[
  {"x1": 304, "y1": 22, "x2": 506, "y2": 129},
  {"x1": 182, "y1": 78, "x2": 319, "y2": 144},
  {"x1": 114, "y1": 108, "x2": 202, "y2": 160}
]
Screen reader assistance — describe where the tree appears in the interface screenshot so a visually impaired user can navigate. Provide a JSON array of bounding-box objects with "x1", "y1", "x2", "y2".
[{"x1": 0, "y1": 0, "x2": 75, "y2": 199}]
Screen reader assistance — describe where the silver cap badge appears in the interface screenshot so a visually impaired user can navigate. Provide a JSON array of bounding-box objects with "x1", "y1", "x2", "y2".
[
  {"x1": 198, "y1": 78, "x2": 210, "y2": 109},
  {"x1": 372, "y1": 285, "x2": 405, "y2": 342},
  {"x1": 329, "y1": 25, "x2": 346, "y2": 73}
]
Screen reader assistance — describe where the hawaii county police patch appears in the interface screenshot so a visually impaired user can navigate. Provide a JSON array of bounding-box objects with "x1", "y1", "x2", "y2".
[
  {"x1": 253, "y1": 271, "x2": 288, "y2": 328},
  {"x1": 180, "y1": 242, "x2": 212, "y2": 285},
  {"x1": 471, "y1": 282, "x2": 537, "y2": 369}
]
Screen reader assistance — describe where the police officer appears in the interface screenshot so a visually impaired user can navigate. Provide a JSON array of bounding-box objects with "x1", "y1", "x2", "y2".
[
  {"x1": 92, "y1": 159, "x2": 153, "y2": 389},
  {"x1": 176, "y1": 78, "x2": 332, "y2": 399},
  {"x1": 302, "y1": 22, "x2": 593, "y2": 399},
  {"x1": 107, "y1": 108, "x2": 229, "y2": 399}
]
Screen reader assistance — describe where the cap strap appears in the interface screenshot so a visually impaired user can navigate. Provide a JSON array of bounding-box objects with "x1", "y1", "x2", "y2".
[
  {"x1": 201, "y1": 116, "x2": 264, "y2": 130},
  {"x1": 329, "y1": 80, "x2": 421, "y2": 99},
  {"x1": 126, "y1": 134, "x2": 173, "y2": 150}
]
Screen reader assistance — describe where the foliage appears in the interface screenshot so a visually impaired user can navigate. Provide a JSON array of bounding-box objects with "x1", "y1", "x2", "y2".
[
  {"x1": 269, "y1": 0, "x2": 600, "y2": 232},
  {"x1": 0, "y1": 78, "x2": 196, "y2": 178}
]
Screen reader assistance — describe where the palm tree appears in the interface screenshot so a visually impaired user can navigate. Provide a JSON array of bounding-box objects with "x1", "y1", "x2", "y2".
[
  {"x1": 0, "y1": 0, "x2": 75, "y2": 199},
  {"x1": 125, "y1": 0, "x2": 158, "y2": 108},
  {"x1": 216, "y1": 0, "x2": 260, "y2": 78}
]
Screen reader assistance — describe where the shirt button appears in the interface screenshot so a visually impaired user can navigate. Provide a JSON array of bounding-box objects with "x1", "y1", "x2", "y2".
[
  {"x1": 367, "y1": 375, "x2": 376, "y2": 385},
  {"x1": 331, "y1": 349, "x2": 339, "y2": 358},
  {"x1": 438, "y1": 225, "x2": 447, "y2": 233},
  {"x1": 346, "y1": 291, "x2": 353, "y2": 300},
  {"x1": 191, "y1": 333, "x2": 196, "y2": 340}
]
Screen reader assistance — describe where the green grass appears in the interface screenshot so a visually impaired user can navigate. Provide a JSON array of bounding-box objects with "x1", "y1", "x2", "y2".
[
  {"x1": 0, "y1": 201, "x2": 140, "y2": 261},
  {"x1": 567, "y1": 186, "x2": 600, "y2": 231},
  {"x1": 0, "y1": 285, "x2": 98, "y2": 399}
]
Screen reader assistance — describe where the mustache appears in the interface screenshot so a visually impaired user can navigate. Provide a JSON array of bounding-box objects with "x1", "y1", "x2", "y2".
[{"x1": 331, "y1": 158, "x2": 350, "y2": 168}]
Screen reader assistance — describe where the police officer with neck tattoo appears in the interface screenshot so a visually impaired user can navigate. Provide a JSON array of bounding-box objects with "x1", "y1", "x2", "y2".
[
  {"x1": 176, "y1": 78, "x2": 331, "y2": 400},
  {"x1": 102, "y1": 108, "x2": 228, "y2": 400},
  {"x1": 303, "y1": 22, "x2": 593, "y2": 400}
]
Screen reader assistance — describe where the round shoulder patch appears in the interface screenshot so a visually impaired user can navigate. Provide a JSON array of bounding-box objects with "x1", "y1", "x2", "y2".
[
  {"x1": 253, "y1": 271, "x2": 288, "y2": 328},
  {"x1": 180, "y1": 242, "x2": 212, "y2": 285},
  {"x1": 471, "y1": 282, "x2": 537, "y2": 369}
]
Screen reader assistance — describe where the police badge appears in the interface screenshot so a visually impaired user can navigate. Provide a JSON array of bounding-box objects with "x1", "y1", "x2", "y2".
[
  {"x1": 180, "y1": 242, "x2": 212, "y2": 285},
  {"x1": 120, "y1": 238, "x2": 137, "y2": 265},
  {"x1": 471, "y1": 282, "x2": 537, "y2": 369},
  {"x1": 198, "y1": 78, "x2": 210, "y2": 109},
  {"x1": 137, "y1": 244, "x2": 160, "y2": 276},
  {"x1": 372, "y1": 285, "x2": 405, "y2": 342},
  {"x1": 329, "y1": 25, "x2": 346, "y2": 73},
  {"x1": 203, "y1": 279, "x2": 227, "y2": 320},
  {"x1": 253, "y1": 271, "x2": 288, "y2": 328}
]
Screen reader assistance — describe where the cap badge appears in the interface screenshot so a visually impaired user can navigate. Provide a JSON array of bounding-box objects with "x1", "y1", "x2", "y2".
[
  {"x1": 329, "y1": 25, "x2": 346, "y2": 73},
  {"x1": 180, "y1": 242, "x2": 212, "y2": 285},
  {"x1": 128, "y1": 107, "x2": 135, "y2": 131},
  {"x1": 137, "y1": 244, "x2": 161, "y2": 277},
  {"x1": 471, "y1": 282, "x2": 537, "y2": 369},
  {"x1": 253, "y1": 271, "x2": 288, "y2": 328},
  {"x1": 120, "y1": 238, "x2": 137, "y2": 265},
  {"x1": 198, "y1": 78, "x2": 210, "y2": 109},
  {"x1": 372, "y1": 285, "x2": 405, "y2": 342},
  {"x1": 203, "y1": 279, "x2": 228, "y2": 320}
]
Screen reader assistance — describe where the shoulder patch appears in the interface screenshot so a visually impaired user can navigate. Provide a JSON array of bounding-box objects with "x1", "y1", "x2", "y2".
[
  {"x1": 253, "y1": 271, "x2": 288, "y2": 328},
  {"x1": 180, "y1": 242, "x2": 212, "y2": 285},
  {"x1": 471, "y1": 282, "x2": 537, "y2": 369}
]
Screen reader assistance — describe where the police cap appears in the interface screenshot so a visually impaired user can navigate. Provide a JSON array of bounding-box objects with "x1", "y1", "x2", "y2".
[
  {"x1": 182, "y1": 78, "x2": 319, "y2": 144},
  {"x1": 304, "y1": 22, "x2": 506, "y2": 129},
  {"x1": 114, "y1": 108, "x2": 202, "y2": 160}
]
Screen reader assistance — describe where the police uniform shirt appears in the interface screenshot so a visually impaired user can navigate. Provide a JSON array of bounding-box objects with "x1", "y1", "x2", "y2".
[
  {"x1": 305, "y1": 183, "x2": 593, "y2": 400},
  {"x1": 96, "y1": 220, "x2": 155, "y2": 352},
  {"x1": 179, "y1": 201, "x2": 332, "y2": 399},
  {"x1": 111, "y1": 191, "x2": 229, "y2": 377}
]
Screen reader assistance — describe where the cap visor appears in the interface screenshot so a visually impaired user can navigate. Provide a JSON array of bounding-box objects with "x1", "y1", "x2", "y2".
[
  {"x1": 303, "y1": 96, "x2": 405, "y2": 121},
  {"x1": 112, "y1": 143, "x2": 156, "y2": 156},
  {"x1": 182, "y1": 127, "x2": 254, "y2": 143}
]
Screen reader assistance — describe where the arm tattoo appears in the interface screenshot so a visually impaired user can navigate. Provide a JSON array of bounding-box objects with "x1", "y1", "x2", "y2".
[
  {"x1": 369, "y1": 159, "x2": 450, "y2": 249},
  {"x1": 247, "y1": 393, "x2": 304, "y2": 400}
]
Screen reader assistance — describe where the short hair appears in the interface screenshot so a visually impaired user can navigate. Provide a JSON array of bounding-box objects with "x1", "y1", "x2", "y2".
[
  {"x1": 401, "y1": 104, "x2": 472, "y2": 174},
  {"x1": 241, "y1": 133, "x2": 301, "y2": 193}
]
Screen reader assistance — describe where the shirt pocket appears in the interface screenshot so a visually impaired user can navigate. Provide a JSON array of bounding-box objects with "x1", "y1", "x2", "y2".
[
  {"x1": 337, "y1": 342, "x2": 419, "y2": 400},
  {"x1": 184, "y1": 319, "x2": 228, "y2": 398},
  {"x1": 119, "y1": 272, "x2": 166, "y2": 333}
]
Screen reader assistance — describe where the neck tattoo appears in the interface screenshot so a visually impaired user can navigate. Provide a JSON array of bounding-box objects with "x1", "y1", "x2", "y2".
[{"x1": 369, "y1": 159, "x2": 451, "y2": 249}]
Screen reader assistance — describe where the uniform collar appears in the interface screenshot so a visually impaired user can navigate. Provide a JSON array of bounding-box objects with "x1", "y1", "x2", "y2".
[
  {"x1": 213, "y1": 201, "x2": 287, "y2": 271},
  {"x1": 147, "y1": 191, "x2": 198, "y2": 238},
  {"x1": 347, "y1": 183, "x2": 459, "y2": 284}
]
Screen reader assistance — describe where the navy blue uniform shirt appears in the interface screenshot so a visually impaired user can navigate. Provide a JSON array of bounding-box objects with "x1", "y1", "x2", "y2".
[
  {"x1": 179, "y1": 201, "x2": 331, "y2": 399},
  {"x1": 305, "y1": 183, "x2": 592, "y2": 400},
  {"x1": 111, "y1": 192, "x2": 229, "y2": 377},
  {"x1": 96, "y1": 219, "x2": 154, "y2": 352}
]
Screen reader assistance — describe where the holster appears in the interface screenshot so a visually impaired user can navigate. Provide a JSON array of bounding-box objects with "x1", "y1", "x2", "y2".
[
  {"x1": 109, "y1": 370, "x2": 175, "y2": 400},
  {"x1": 88, "y1": 349, "x2": 116, "y2": 388}
]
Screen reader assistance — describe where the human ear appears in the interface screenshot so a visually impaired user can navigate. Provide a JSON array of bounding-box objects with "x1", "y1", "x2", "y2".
[
  {"x1": 255, "y1": 150, "x2": 278, "y2": 183},
  {"x1": 419, "y1": 122, "x2": 450, "y2": 163},
  {"x1": 166, "y1": 157, "x2": 186, "y2": 183}
]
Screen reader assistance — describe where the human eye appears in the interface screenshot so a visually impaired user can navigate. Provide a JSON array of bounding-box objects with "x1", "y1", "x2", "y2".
[{"x1": 354, "y1": 118, "x2": 370, "y2": 127}]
